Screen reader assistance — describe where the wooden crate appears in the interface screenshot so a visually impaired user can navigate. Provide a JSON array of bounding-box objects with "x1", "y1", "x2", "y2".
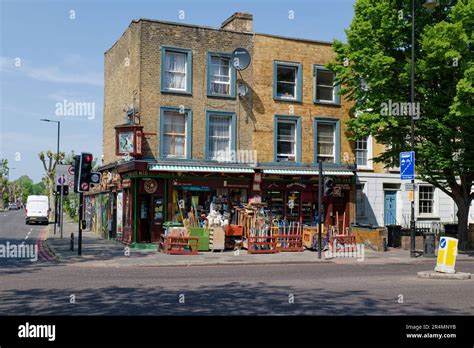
[
  {"x1": 247, "y1": 235, "x2": 278, "y2": 254},
  {"x1": 209, "y1": 226, "x2": 225, "y2": 251},
  {"x1": 303, "y1": 226, "x2": 326, "y2": 249},
  {"x1": 160, "y1": 236, "x2": 199, "y2": 255}
]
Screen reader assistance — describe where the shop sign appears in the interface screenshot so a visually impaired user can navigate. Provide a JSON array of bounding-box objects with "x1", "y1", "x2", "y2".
[
  {"x1": 223, "y1": 181, "x2": 249, "y2": 188},
  {"x1": 335, "y1": 184, "x2": 351, "y2": 190},
  {"x1": 287, "y1": 182, "x2": 307, "y2": 189},
  {"x1": 172, "y1": 179, "x2": 194, "y2": 186},
  {"x1": 180, "y1": 186, "x2": 211, "y2": 192}
]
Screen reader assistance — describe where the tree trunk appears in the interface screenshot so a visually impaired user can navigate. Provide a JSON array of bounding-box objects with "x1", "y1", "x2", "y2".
[{"x1": 456, "y1": 202, "x2": 470, "y2": 251}]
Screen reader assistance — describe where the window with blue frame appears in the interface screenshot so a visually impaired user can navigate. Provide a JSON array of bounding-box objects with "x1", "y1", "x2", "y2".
[
  {"x1": 274, "y1": 115, "x2": 302, "y2": 162},
  {"x1": 160, "y1": 107, "x2": 192, "y2": 159},
  {"x1": 207, "y1": 52, "x2": 236, "y2": 98},
  {"x1": 314, "y1": 118, "x2": 340, "y2": 163},
  {"x1": 273, "y1": 61, "x2": 302, "y2": 102},
  {"x1": 161, "y1": 46, "x2": 192, "y2": 94},
  {"x1": 205, "y1": 111, "x2": 236, "y2": 161},
  {"x1": 314, "y1": 65, "x2": 340, "y2": 105}
]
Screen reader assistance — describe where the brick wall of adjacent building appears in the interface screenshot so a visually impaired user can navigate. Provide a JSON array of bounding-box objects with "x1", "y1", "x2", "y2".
[
  {"x1": 252, "y1": 34, "x2": 355, "y2": 164},
  {"x1": 103, "y1": 21, "x2": 141, "y2": 164}
]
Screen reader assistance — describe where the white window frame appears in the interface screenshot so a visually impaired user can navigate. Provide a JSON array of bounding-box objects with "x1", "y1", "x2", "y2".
[
  {"x1": 417, "y1": 185, "x2": 438, "y2": 218},
  {"x1": 314, "y1": 68, "x2": 336, "y2": 103},
  {"x1": 316, "y1": 122, "x2": 335, "y2": 163},
  {"x1": 276, "y1": 65, "x2": 298, "y2": 100},
  {"x1": 209, "y1": 56, "x2": 231, "y2": 96},
  {"x1": 208, "y1": 114, "x2": 232, "y2": 161},
  {"x1": 276, "y1": 120, "x2": 297, "y2": 162},
  {"x1": 164, "y1": 51, "x2": 187, "y2": 92},
  {"x1": 162, "y1": 111, "x2": 187, "y2": 159},
  {"x1": 356, "y1": 135, "x2": 373, "y2": 170}
]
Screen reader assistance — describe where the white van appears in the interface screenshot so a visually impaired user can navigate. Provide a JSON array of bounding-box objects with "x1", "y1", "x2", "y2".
[{"x1": 25, "y1": 195, "x2": 50, "y2": 225}]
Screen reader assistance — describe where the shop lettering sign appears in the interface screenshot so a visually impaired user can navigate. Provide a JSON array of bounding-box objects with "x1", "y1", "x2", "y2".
[
  {"x1": 224, "y1": 181, "x2": 249, "y2": 188},
  {"x1": 287, "y1": 182, "x2": 307, "y2": 189}
]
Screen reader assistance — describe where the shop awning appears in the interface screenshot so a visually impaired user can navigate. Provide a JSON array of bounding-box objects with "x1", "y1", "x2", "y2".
[
  {"x1": 262, "y1": 169, "x2": 354, "y2": 176},
  {"x1": 148, "y1": 164, "x2": 254, "y2": 173}
]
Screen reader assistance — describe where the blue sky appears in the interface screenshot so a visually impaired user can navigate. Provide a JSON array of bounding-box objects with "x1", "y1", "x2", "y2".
[{"x1": 0, "y1": 0, "x2": 355, "y2": 182}]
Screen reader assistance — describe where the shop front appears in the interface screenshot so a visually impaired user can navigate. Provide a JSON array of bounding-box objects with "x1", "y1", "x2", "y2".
[{"x1": 92, "y1": 161, "x2": 355, "y2": 250}]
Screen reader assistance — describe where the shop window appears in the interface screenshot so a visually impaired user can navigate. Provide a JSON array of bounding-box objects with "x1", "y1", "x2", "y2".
[
  {"x1": 205, "y1": 111, "x2": 236, "y2": 161},
  {"x1": 274, "y1": 115, "x2": 302, "y2": 163},
  {"x1": 160, "y1": 107, "x2": 192, "y2": 160},
  {"x1": 273, "y1": 61, "x2": 302, "y2": 102},
  {"x1": 314, "y1": 65, "x2": 340, "y2": 105},
  {"x1": 207, "y1": 53, "x2": 235, "y2": 98},
  {"x1": 161, "y1": 46, "x2": 192, "y2": 94},
  {"x1": 314, "y1": 118, "x2": 340, "y2": 164},
  {"x1": 418, "y1": 186, "x2": 434, "y2": 215},
  {"x1": 356, "y1": 183, "x2": 366, "y2": 217},
  {"x1": 356, "y1": 135, "x2": 373, "y2": 169}
]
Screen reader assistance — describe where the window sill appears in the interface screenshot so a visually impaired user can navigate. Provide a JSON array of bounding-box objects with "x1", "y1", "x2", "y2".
[
  {"x1": 274, "y1": 96, "x2": 301, "y2": 103},
  {"x1": 417, "y1": 215, "x2": 439, "y2": 220},
  {"x1": 314, "y1": 100, "x2": 340, "y2": 106},
  {"x1": 161, "y1": 89, "x2": 192, "y2": 96},
  {"x1": 207, "y1": 93, "x2": 236, "y2": 100}
]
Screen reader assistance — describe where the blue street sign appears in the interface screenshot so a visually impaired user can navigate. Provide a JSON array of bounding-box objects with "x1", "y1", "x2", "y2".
[
  {"x1": 400, "y1": 151, "x2": 415, "y2": 180},
  {"x1": 440, "y1": 238, "x2": 446, "y2": 248}
]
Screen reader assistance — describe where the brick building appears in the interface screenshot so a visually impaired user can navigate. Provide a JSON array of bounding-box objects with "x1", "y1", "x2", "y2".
[{"x1": 88, "y1": 13, "x2": 356, "y2": 247}]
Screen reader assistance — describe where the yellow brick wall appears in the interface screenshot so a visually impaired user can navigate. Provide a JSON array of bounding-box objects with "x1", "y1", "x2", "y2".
[
  {"x1": 103, "y1": 21, "x2": 141, "y2": 164},
  {"x1": 252, "y1": 34, "x2": 355, "y2": 164}
]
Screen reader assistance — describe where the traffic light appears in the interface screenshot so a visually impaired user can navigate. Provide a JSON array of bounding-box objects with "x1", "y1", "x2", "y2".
[
  {"x1": 78, "y1": 152, "x2": 93, "y2": 192},
  {"x1": 324, "y1": 176, "x2": 335, "y2": 197}
]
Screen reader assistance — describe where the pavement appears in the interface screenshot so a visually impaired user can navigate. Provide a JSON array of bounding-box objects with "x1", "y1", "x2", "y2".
[{"x1": 44, "y1": 217, "x2": 474, "y2": 268}]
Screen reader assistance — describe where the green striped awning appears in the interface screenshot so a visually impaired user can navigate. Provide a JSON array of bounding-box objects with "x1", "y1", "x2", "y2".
[
  {"x1": 148, "y1": 164, "x2": 254, "y2": 173},
  {"x1": 262, "y1": 169, "x2": 354, "y2": 176}
]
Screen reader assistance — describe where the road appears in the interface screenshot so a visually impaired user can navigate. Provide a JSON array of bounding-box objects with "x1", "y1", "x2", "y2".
[{"x1": 1, "y1": 210, "x2": 473, "y2": 315}]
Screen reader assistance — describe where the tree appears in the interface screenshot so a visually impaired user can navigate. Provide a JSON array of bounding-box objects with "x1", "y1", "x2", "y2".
[
  {"x1": 0, "y1": 159, "x2": 9, "y2": 210},
  {"x1": 329, "y1": 0, "x2": 473, "y2": 250},
  {"x1": 14, "y1": 175, "x2": 33, "y2": 203},
  {"x1": 38, "y1": 150, "x2": 65, "y2": 218}
]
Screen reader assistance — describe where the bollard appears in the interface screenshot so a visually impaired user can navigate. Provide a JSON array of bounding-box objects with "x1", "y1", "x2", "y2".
[{"x1": 70, "y1": 233, "x2": 74, "y2": 251}]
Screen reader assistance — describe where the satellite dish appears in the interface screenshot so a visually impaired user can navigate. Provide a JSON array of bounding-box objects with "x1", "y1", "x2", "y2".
[
  {"x1": 237, "y1": 83, "x2": 249, "y2": 97},
  {"x1": 231, "y1": 48, "x2": 251, "y2": 70}
]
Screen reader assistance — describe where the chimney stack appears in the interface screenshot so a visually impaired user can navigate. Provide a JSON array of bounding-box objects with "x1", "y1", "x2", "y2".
[{"x1": 221, "y1": 12, "x2": 253, "y2": 33}]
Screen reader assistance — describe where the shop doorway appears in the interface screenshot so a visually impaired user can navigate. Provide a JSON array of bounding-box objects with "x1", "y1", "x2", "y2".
[{"x1": 138, "y1": 194, "x2": 165, "y2": 243}]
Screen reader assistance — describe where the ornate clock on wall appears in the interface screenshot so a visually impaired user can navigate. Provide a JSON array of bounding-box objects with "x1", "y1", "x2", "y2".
[{"x1": 115, "y1": 124, "x2": 143, "y2": 157}]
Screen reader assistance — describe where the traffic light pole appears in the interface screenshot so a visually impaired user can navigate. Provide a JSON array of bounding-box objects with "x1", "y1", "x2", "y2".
[
  {"x1": 59, "y1": 182, "x2": 64, "y2": 239},
  {"x1": 318, "y1": 160, "x2": 323, "y2": 259},
  {"x1": 78, "y1": 192, "x2": 83, "y2": 255}
]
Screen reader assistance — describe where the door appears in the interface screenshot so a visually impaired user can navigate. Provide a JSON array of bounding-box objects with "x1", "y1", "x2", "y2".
[
  {"x1": 138, "y1": 196, "x2": 151, "y2": 242},
  {"x1": 384, "y1": 191, "x2": 397, "y2": 225},
  {"x1": 149, "y1": 194, "x2": 164, "y2": 242}
]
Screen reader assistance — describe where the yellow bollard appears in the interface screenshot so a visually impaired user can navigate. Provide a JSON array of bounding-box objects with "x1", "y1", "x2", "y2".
[{"x1": 435, "y1": 237, "x2": 458, "y2": 274}]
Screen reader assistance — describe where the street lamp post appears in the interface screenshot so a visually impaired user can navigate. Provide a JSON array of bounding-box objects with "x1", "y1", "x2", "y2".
[
  {"x1": 408, "y1": 0, "x2": 439, "y2": 258},
  {"x1": 40, "y1": 119, "x2": 61, "y2": 237}
]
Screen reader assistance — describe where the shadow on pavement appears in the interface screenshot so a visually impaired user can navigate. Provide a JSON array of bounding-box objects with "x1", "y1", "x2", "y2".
[{"x1": 0, "y1": 281, "x2": 473, "y2": 316}]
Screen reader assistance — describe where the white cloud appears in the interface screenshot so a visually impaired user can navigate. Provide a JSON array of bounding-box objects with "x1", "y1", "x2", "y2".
[{"x1": 0, "y1": 56, "x2": 103, "y2": 86}]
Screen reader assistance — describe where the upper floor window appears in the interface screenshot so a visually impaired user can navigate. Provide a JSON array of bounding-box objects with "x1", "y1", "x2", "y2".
[
  {"x1": 161, "y1": 47, "x2": 192, "y2": 94},
  {"x1": 356, "y1": 135, "x2": 373, "y2": 169},
  {"x1": 314, "y1": 118, "x2": 340, "y2": 163},
  {"x1": 207, "y1": 53, "x2": 236, "y2": 98},
  {"x1": 273, "y1": 61, "x2": 302, "y2": 102},
  {"x1": 274, "y1": 115, "x2": 301, "y2": 162},
  {"x1": 160, "y1": 107, "x2": 192, "y2": 159},
  {"x1": 314, "y1": 65, "x2": 340, "y2": 105},
  {"x1": 206, "y1": 111, "x2": 236, "y2": 161}
]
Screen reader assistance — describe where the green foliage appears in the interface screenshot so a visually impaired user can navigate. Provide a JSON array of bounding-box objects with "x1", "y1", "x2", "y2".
[{"x1": 329, "y1": 0, "x2": 473, "y2": 248}]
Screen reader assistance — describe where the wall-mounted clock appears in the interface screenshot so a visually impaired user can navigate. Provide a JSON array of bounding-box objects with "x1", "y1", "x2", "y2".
[{"x1": 115, "y1": 124, "x2": 144, "y2": 157}]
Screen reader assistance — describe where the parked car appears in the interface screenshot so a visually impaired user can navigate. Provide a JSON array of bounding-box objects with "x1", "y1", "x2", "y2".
[
  {"x1": 25, "y1": 195, "x2": 49, "y2": 225},
  {"x1": 8, "y1": 203, "x2": 18, "y2": 210}
]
